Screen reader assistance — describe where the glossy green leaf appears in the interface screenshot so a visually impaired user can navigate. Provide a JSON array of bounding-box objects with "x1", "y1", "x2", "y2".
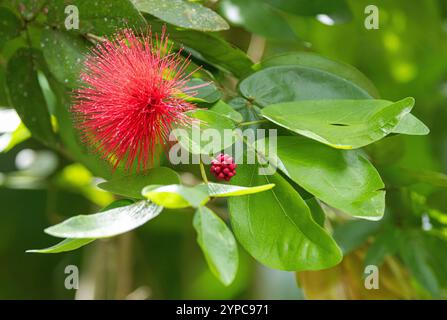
[
  {"x1": 210, "y1": 100, "x2": 243, "y2": 123},
  {"x1": 0, "y1": 7, "x2": 22, "y2": 50},
  {"x1": 6, "y1": 48, "x2": 56, "y2": 146},
  {"x1": 228, "y1": 164, "x2": 342, "y2": 271},
  {"x1": 261, "y1": 136, "x2": 385, "y2": 219},
  {"x1": 220, "y1": 0, "x2": 296, "y2": 41},
  {"x1": 45, "y1": 200, "x2": 162, "y2": 238},
  {"x1": 134, "y1": 0, "x2": 228, "y2": 31},
  {"x1": 306, "y1": 198, "x2": 325, "y2": 227},
  {"x1": 41, "y1": 29, "x2": 89, "y2": 88},
  {"x1": 47, "y1": 0, "x2": 146, "y2": 35},
  {"x1": 142, "y1": 184, "x2": 209, "y2": 208},
  {"x1": 206, "y1": 182, "x2": 275, "y2": 198},
  {"x1": 149, "y1": 22, "x2": 252, "y2": 78},
  {"x1": 98, "y1": 167, "x2": 180, "y2": 199},
  {"x1": 262, "y1": 98, "x2": 415, "y2": 149},
  {"x1": 239, "y1": 65, "x2": 370, "y2": 107},
  {"x1": 174, "y1": 109, "x2": 236, "y2": 155},
  {"x1": 26, "y1": 238, "x2": 95, "y2": 254},
  {"x1": 255, "y1": 52, "x2": 379, "y2": 98},
  {"x1": 193, "y1": 206, "x2": 238, "y2": 286}
]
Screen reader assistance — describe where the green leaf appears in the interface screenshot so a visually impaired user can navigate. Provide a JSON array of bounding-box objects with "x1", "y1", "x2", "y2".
[
  {"x1": 219, "y1": 0, "x2": 296, "y2": 41},
  {"x1": 0, "y1": 7, "x2": 22, "y2": 50},
  {"x1": 306, "y1": 198, "x2": 325, "y2": 227},
  {"x1": 134, "y1": 0, "x2": 229, "y2": 31},
  {"x1": 261, "y1": 136, "x2": 385, "y2": 219},
  {"x1": 210, "y1": 100, "x2": 243, "y2": 123},
  {"x1": 44, "y1": 200, "x2": 162, "y2": 238},
  {"x1": 98, "y1": 167, "x2": 180, "y2": 199},
  {"x1": 185, "y1": 78, "x2": 221, "y2": 104},
  {"x1": 26, "y1": 238, "x2": 95, "y2": 254},
  {"x1": 0, "y1": 121, "x2": 31, "y2": 153},
  {"x1": 149, "y1": 22, "x2": 252, "y2": 78},
  {"x1": 392, "y1": 113, "x2": 430, "y2": 135},
  {"x1": 255, "y1": 52, "x2": 379, "y2": 98},
  {"x1": 28, "y1": 199, "x2": 134, "y2": 253},
  {"x1": 41, "y1": 29, "x2": 89, "y2": 88},
  {"x1": 142, "y1": 184, "x2": 209, "y2": 208},
  {"x1": 206, "y1": 182, "x2": 275, "y2": 197},
  {"x1": 333, "y1": 220, "x2": 382, "y2": 255},
  {"x1": 47, "y1": 0, "x2": 146, "y2": 35},
  {"x1": 239, "y1": 65, "x2": 370, "y2": 107},
  {"x1": 193, "y1": 206, "x2": 238, "y2": 286},
  {"x1": 6, "y1": 48, "x2": 56, "y2": 146},
  {"x1": 228, "y1": 164, "x2": 342, "y2": 271},
  {"x1": 174, "y1": 109, "x2": 236, "y2": 155},
  {"x1": 364, "y1": 228, "x2": 399, "y2": 268},
  {"x1": 262, "y1": 98, "x2": 415, "y2": 149}
]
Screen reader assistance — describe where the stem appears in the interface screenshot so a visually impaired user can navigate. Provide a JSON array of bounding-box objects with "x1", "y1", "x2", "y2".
[
  {"x1": 238, "y1": 119, "x2": 269, "y2": 127},
  {"x1": 199, "y1": 157, "x2": 209, "y2": 184}
]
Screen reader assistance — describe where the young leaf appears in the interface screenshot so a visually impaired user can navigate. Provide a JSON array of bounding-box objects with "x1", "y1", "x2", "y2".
[
  {"x1": 6, "y1": 48, "x2": 56, "y2": 146},
  {"x1": 134, "y1": 0, "x2": 229, "y2": 31},
  {"x1": 26, "y1": 238, "x2": 95, "y2": 254},
  {"x1": 206, "y1": 182, "x2": 275, "y2": 197},
  {"x1": 228, "y1": 164, "x2": 342, "y2": 271},
  {"x1": 44, "y1": 200, "x2": 162, "y2": 238},
  {"x1": 142, "y1": 184, "x2": 210, "y2": 208},
  {"x1": 193, "y1": 206, "x2": 238, "y2": 286},
  {"x1": 392, "y1": 113, "x2": 429, "y2": 135},
  {"x1": 210, "y1": 100, "x2": 243, "y2": 123},
  {"x1": 261, "y1": 136, "x2": 385, "y2": 219},
  {"x1": 98, "y1": 167, "x2": 180, "y2": 199},
  {"x1": 261, "y1": 98, "x2": 415, "y2": 149}
]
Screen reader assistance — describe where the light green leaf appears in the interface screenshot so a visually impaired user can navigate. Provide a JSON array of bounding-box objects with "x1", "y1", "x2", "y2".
[
  {"x1": 392, "y1": 113, "x2": 429, "y2": 135},
  {"x1": 262, "y1": 98, "x2": 415, "y2": 149},
  {"x1": 26, "y1": 238, "x2": 95, "y2": 254},
  {"x1": 47, "y1": 0, "x2": 146, "y2": 35},
  {"x1": 134, "y1": 0, "x2": 228, "y2": 31},
  {"x1": 261, "y1": 136, "x2": 385, "y2": 219},
  {"x1": 98, "y1": 167, "x2": 180, "y2": 199},
  {"x1": 239, "y1": 65, "x2": 370, "y2": 107},
  {"x1": 0, "y1": 121, "x2": 31, "y2": 153},
  {"x1": 6, "y1": 48, "x2": 56, "y2": 146},
  {"x1": 142, "y1": 184, "x2": 209, "y2": 208},
  {"x1": 206, "y1": 182, "x2": 275, "y2": 198},
  {"x1": 210, "y1": 100, "x2": 243, "y2": 123},
  {"x1": 45, "y1": 200, "x2": 162, "y2": 238},
  {"x1": 228, "y1": 164, "x2": 342, "y2": 271},
  {"x1": 41, "y1": 29, "x2": 89, "y2": 88},
  {"x1": 174, "y1": 109, "x2": 236, "y2": 155},
  {"x1": 193, "y1": 206, "x2": 238, "y2": 286}
]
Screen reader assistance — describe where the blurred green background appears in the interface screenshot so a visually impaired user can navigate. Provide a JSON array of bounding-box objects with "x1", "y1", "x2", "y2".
[{"x1": 1, "y1": 0, "x2": 447, "y2": 299}]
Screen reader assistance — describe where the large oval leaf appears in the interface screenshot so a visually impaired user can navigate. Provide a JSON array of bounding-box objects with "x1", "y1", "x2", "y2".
[
  {"x1": 262, "y1": 136, "x2": 384, "y2": 219},
  {"x1": 239, "y1": 65, "x2": 370, "y2": 107},
  {"x1": 134, "y1": 0, "x2": 229, "y2": 31},
  {"x1": 262, "y1": 98, "x2": 414, "y2": 149},
  {"x1": 98, "y1": 167, "x2": 180, "y2": 199},
  {"x1": 228, "y1": 164, "x2": 342, "y2": 271},
  {"x1": 193, "y1": 206, "x2": 238, "y2": 286},
  {"x1": 45, "y1": 200, "x2": 162, "y2": 238}
]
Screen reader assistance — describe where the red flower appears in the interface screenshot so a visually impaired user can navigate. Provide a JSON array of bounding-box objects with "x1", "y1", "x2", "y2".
[{"x1": 73, "y1": 28, "x2": 200, "y2": 171}]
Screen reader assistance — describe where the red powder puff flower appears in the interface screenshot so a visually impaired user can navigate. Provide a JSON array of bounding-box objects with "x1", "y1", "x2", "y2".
[{"x1": 73, "y1": 28, "x2": 202, "y2": 171}]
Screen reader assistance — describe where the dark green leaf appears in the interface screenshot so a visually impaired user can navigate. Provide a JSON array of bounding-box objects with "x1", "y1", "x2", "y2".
[
  {"x1": 185, "y1": 78, "x2": 221, "y2": 104},
  {"x1": 228, "y1": 164, "x2": 342, "y2": 271},
  {"x1": 333, "y1": 220, "x2": 382, "y2": 255},
  {"x1": 0, "y1": 7, "x2": 22, "y2": 50},
  {"x1": 193, "y1": 206, "x2": 238, "y2": 285},
  {"x1": 6, "y1": 48, "x2": 56, "y2": 146}
]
